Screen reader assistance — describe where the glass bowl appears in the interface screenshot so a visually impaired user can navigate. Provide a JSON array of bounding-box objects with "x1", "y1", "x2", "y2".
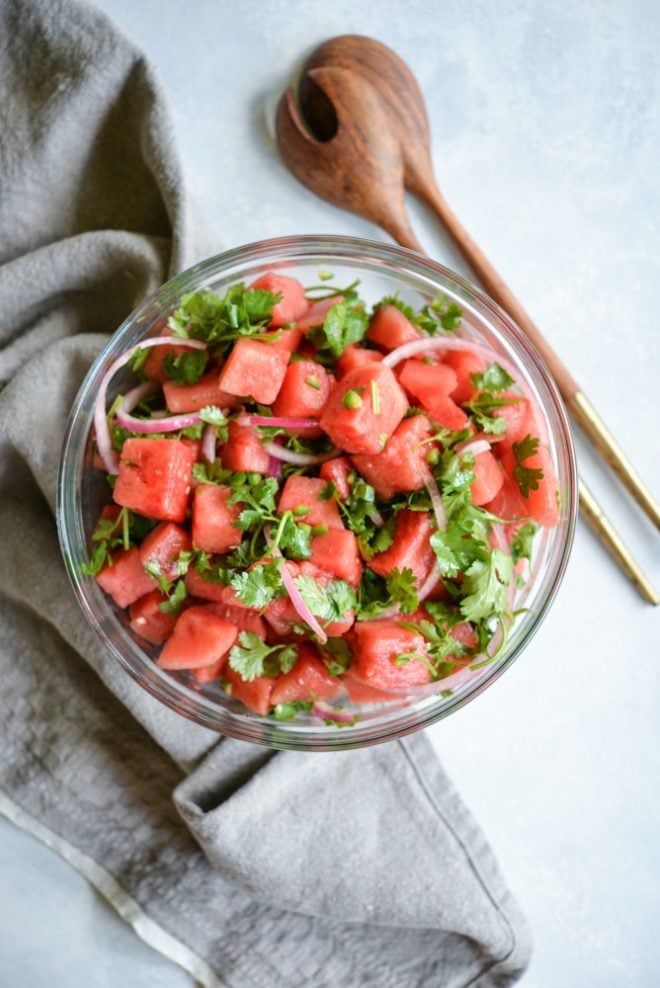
[{"x1": 57, "y1": 236, "x2": 577, "y2": 751}]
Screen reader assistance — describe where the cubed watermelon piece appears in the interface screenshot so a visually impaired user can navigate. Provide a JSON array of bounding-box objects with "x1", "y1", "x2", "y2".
[
  {"x1": 192, "y1": 658, "x2": 225, "y2": 684},
  {"x1": 261, "y1": 326, "x2": 304, "y2": 354},
  {"x1": 367, "y1": 304, "x2": 422, "y2": 350},
  {"x1": 451, "y1": 621, "x2": 478, "y2": 650},
  {"x1": 157, "y1": 605, "x2": 238, "y2": 670},
  {"x1": 217, "y1": 338, "x2": 290, "y2": 404},
  {"x1": 113, "y1": 438, "x2": 195, "y2": 523},
  {"x1": 443, "y1": 350, "x2": 488, "y2": 403},
  {"x1": 337, "y1": 344, "x2": 383, "y2": 378},
  {"x1": 470, "y1": 451, "x2": 504, "y2": 506},
  {"x1": 398, "y1": 365, "x2": 469, "y2": 429},
  {"x1": 138, "y1": 522, "x2": 192, "y2": 581},
  {"x1": 224, "y1": 664, "x2": 276, "y2": 715},
  {"x1": 319, "y1": 363, "x2": 408, "y2": 455},
  {"x1": 191, "y1": 484, "x2": 242, "y2": 554},
  {"x1": 163, "y1": 370, "x2": 240, "y2": 414},
  {"x1": 485, "y1": 393, "x2": 529, "y2": 447},
  {"x1": 277, "y1": 476, "x2": 344, "y2": 530},
  {"x1": 341, "y1": 672, "x2": 397, "y2": 704},
  {"x1": 351, "y1": 414, "x2": 433, "y2": 500},
  {"x1": 249, "y1": 273, "x2": 309, "y2": 328},
  {"x1": 263, "y1": 594, "x2": 300, "y2": 636},
  {"x1": 501, "y1": 444, "x2": 560, "y2": 527},
  {"x1": 296, "y1": 295, "x2": 344, "y2": 332},
  {"x1": 398, "y1": 360, "x2": 457, "y2": 404},
  {"x1": 129, "y1": 589, "x2": 177, "y2": 645},
  {"x1": 496, "y1": 396, "x2": 546, "y2": 454},
  {"x1": 310, "y1": 529, "x2": 363, "y2": 585},
  {"x1": 204, "y1": 602, "x2": 267, "y2": 638},
  {"x1": 483, "y1": 473, "x2": 528, "y2": 522},
  {"x1": 272, "y1": 359, "x2": 333, "y2": 419},
  {"x1": 270, "y1": 644, "x2": 342, "y2": 706},
  {"x1": 350, "y1": 620, "x2": 431, "y2": 688},
  {"x1": 185, "y1": 566, "x2": 234, "y2": 603},
  {"x1": 142, "y1": 341, "x2": 196, "y2": 384},
  {"x1": 319, "y1": 456, "x2": 352, "y2": 501},
  {"x1": 96, "y1": 546, "x2": 157, "y2": 608},
  {"x1": 220, "y1": 420, "x2": 271, "y2": 474},
  {"x1": 368, "y1": 509, "x2": 435, "y2": 585}
]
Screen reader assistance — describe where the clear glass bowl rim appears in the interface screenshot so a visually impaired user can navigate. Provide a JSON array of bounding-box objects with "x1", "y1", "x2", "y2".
[{"x1": 57, "y1": 235, "x2": 578, "y2": 751}]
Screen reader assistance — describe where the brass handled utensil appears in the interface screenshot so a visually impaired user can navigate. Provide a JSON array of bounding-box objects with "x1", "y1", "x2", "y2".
[{"x1": 275, "y1": 35, "x2": 659, "y2": 604}]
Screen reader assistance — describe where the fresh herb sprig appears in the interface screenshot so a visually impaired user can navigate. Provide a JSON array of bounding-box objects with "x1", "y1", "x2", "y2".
[{"x1": 167, "y1": 284, "x2": 281, "y2": 352}]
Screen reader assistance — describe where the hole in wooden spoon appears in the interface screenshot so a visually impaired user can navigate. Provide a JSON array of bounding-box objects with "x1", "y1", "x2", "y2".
[{"x1": 298, "y1": 73, "x2": 338, "y2": 141}]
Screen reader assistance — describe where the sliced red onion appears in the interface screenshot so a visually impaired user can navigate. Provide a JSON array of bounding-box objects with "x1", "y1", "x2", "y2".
[
  {"x1": 263, "y1": 442, "x2": 338, "y2": 466},
  {"x1": 93, "y1": 336, "x2": 206, "y2": 473},
  {"x1": 382, "y1": 335, "x2": 504, "y2": 370},
  {"x1": 266, "y1": 436, "x2": 284, "y2": 479},
  {"x1": 370, "y1": 508, "x2": 385, "y2": 528},
  {"x1": 115, "y1": 406, "x2": 202, "y2": 434},
  {"x1": 417, "y1": 567, "x2": 442, "y2": 602},
  {"x1": 237, "y1": 414, "x2": 320, "y2": 430},
  {"x1": 311, "y1": 701, "x2": 354, "y2": 724},
  {"x1": 267, "y1": 456, "x2": 282, "y2": 479},
  {"x1": 117, "y1": 381, "x2": 159, "y2": 414},
  {"x1": 424, "y1": 474, "x2": 447, "y2": 532},
  {"x1": 201, "y1": 424, "x2": 217, "y2": 464},
  {"x1": 456, "y1": 438, "x2": 491, "y2": 458},
  {"x1": 278, "y1": 558, "x2": 328, "y2": 644}
]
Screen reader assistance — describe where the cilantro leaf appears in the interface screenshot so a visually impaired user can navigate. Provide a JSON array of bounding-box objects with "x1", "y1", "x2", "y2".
[
  {"x1": 378, "y1": 293, "x2": 462, "y2": 335},
  {"x1": 469, "y1": 363, "x2": 515, "y2": 394},
  {"x1": 274, "y1": 513, "x2": 312, "y2": 560},
  {"x1": 199, "y1": 405, "x2": 226, "y2": 426},
  {"x1": 398, "y1": 601, "x2": 475, "y2": 678},
  {"x1": 309, "y1": 300, "x2": 369, "y2": 358},
  {"x1": 510, "y1": 521, "x2": 538, "y2": 563},
  {"x1": 158, "y1": 578, "x2": 188, "y2": 615},
  {"x1": 162, "y1": 348, "x2": 208, "y2": 385},
  {"x1": 460, "y1": 550, "x2": 513, "y2": 622},
  {"x1": 385, "y1": 567, "x2": 419, "y2": 614},
  {"x1": 294, "y1": 576, "x2": 357, "y2": 623},
  {"x1": 227, "y1": 475, "x2": 279, "y2": 531},
  {"x1": 512, "y1": 435, "x2": 544, "y2": 497},
  {"x1": 228, "y1": 631, "x2": 298, "y2": 681},
  {"x1": 230, "y1": 561, "x2": 284, "y2": 609},
  {"x1": 167, "y1": 284, "x2": 281, "y2": 350},
  {"x1": 81, "y1": 508, "x2": 156, "y2": 576}
]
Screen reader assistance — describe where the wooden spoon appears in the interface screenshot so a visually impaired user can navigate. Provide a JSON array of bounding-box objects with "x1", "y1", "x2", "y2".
[
  {"x1": 275, "y1": 42, "x2": 659, "y2": 602},
  {"x1": 301, "y1": 34, "x2": 433, "y2": 202},
  {"x1": 276, "y1": 65, "x2": 422, "y2": 251},
  {"x1": 276, "y1": 37, "x2": 660, "y2": 566}
]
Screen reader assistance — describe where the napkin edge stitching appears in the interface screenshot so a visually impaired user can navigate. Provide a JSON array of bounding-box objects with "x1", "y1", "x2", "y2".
[{"x1": 0, "y1": 784, "x2": 225, "y2": 988}]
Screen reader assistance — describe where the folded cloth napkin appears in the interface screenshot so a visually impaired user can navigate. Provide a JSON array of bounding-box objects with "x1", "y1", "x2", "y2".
[{"x1": 0, "y1": 1, "x2": 532, "y2": 984}]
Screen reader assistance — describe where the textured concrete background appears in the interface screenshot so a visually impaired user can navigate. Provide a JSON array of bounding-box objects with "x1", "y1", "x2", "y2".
[{"x1": 1, "y1": 1, "x2": 658, "y2": 985}]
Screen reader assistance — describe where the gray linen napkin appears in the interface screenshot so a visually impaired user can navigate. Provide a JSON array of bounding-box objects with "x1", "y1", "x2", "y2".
[{"x1": 0, "y1": 1, "x2": 531, "y2": 984}]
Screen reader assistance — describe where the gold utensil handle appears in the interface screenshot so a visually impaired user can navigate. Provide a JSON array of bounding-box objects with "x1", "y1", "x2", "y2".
[
  {"x1": 579, "y1": 480, "x2": 659, "y2": 605},
  {"x1": 570, "y1": 393, "x2": 660, "y2": 529}
]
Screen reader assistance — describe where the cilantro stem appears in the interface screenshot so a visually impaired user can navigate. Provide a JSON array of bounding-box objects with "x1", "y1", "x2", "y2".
[
  {"x1": 271, "y1": 510, "x2": 291, "y2": 552},
  {"x1": 121, "y1": 507, "x2": 130, "y2": 550}
]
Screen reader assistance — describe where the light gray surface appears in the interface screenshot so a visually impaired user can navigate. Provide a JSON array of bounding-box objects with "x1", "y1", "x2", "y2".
[{"x1": 1, "y1": 1, "x2": 658, "y2": 986}]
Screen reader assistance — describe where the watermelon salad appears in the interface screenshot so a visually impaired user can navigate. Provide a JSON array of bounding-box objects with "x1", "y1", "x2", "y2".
[{"x1": 83, "y1": 271, "x2": 559, "y2": 725}]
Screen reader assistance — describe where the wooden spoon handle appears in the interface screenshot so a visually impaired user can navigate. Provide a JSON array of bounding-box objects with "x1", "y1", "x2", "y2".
[
  {"x1": 423, "y1": 184, "x2": 578, "y2": 395},
  {"x1": 422, "y1": 183, "x2": 660, "y2": 530}
]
